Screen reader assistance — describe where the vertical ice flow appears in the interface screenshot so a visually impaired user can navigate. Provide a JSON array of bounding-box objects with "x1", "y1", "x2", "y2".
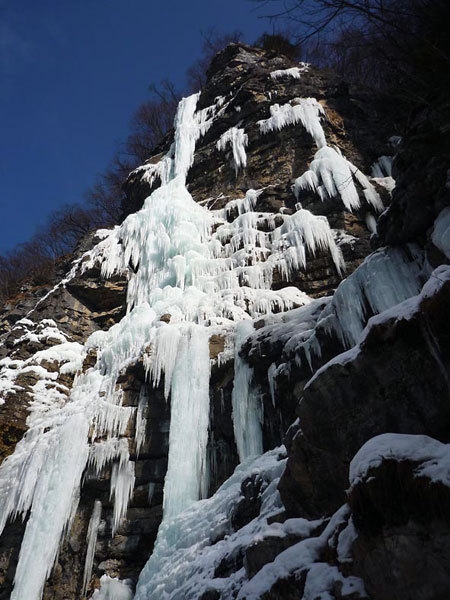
[{"x1": 10, "y1": 413, "x2": 90, "y2": 600}]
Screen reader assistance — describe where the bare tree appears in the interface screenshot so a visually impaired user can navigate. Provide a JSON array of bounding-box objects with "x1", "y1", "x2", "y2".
[
  {"x1": 252, "y1": 0, "x2": 450, "y2": 100},
  {"x1": 186, "y1": 28, "x2": 243, "y2": 92},
  {"x1": 126, "y1": 79, "x2": 180, "y2": 162}
]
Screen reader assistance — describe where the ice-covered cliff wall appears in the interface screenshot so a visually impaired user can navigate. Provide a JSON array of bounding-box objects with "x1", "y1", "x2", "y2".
[{"x1": 0, "y1": 43, "x2": 448, "y2": 600}]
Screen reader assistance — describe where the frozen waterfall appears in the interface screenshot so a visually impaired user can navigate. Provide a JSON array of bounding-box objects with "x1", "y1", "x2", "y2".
[{"x1": 0, "y1": 81, "x2": 396, "y2": 600}]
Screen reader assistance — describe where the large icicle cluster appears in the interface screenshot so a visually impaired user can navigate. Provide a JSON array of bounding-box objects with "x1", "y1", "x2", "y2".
[
  {"x1": 258, "y1": 97, "x2": 327, "y2": 148},
  {"x1": 257, "y1": 94, "x2": 383, "y2": 216},
  {"x1": 293, "y1": 133, "x2": 383, "y2": 214}
]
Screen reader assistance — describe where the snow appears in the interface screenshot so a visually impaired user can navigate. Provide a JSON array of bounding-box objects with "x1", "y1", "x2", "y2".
[
  {"x1": 270, "y1": 64, "x2": 309, "y2": 79},
  {"x1": 244, "y1": 299, "x2": 329, "y2": 375},
  {"x1": 12, "y1": 318, "x2": 69, "y2": 347},
  {"x1": 349, "y1": 433, "x2": 450, "y2": 489},
  {"x1": 217, "y1": 127, "x2": 248, "y2": 174},
  {"x1": 258, "y1": 97, "x2": 326, "y2": 148},
  {"x1": 0, "y1": 328, "x2": 84, "y2": 423},
  {"x1": 336, "y1": 517, "x2": 358, "y2": 564},
  {"x1": 432, "y1": 206, "x2": 450, "y2": 260},
  {"x1": 237, "y1": 505, "x2": 366, "y2": 599}
]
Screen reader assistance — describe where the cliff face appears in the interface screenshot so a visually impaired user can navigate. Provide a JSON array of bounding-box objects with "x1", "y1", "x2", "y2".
[{"x1": 0, "y1": 43, "x2": 449, "y2": 600}]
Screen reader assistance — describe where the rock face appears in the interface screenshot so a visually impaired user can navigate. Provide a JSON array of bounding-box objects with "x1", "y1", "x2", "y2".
[
  {"x1": 279, "y1": 275, "x2": 450, "y2": 518},
  {"x1": 0, "y1": 42, "x2": 449, "y2": 600}
]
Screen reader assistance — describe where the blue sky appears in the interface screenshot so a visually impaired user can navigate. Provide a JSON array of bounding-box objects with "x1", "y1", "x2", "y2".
[{"x1": 0, "y1": 0, "x2": 269, "y2": 254}]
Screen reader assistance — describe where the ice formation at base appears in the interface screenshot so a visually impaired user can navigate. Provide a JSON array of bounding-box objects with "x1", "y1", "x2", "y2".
[
  {"x1": 134, "y1": 449, "x2": 365, "y2": 600},
  {"x1": 134, "y1": 449, "x2": 288, "y2": 600},
  {"x1": 92, "y1": 575, "x2": 134, "y2": 600}
]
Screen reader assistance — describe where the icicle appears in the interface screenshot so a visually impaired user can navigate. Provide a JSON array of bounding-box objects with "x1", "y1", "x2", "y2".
[
  {"x1": 82, "y1": 500, "x2": 102, "y2": 596},
  {"x1": 217, "y1": 127, "x2": 248, "y2": 174},
  {"x1": 350, "y1": 162, "x2": 384, "y2": 212},
  {"x1": 148, "y1": 482, "x2": 156, "y2": 503},
  {"x1": 267, "y1": 363, "x2": 277, "y2": 407},
  {"x1": 89, "y1": 438, "x2": 131, "y2": 476},
  {"x1": 134, "y1": 145, "x2": 175, "y2": 188},
  {"x1": 144, "y1": 324, "x2": 182, "y2": 400},
  {"x1": 110, "y1": 455, "x2": 135, "y2": 536},
  {"x1": 294, "y1": 146, "x2": 361, "y2": 211},
  {"x1": 231, "y1": 320, "x2": 264, "y2": 462},
  {"x1": 173, "y1": 93, "x2": 216, "y2": 182},
  {"x1": 371, "y1": 155, "x2": 393, "y2": 178},
  {"x1": 321, "y1": 246, "x2": 428, "y2": 348},
  {"x1": 365, "y1": 213, "x2": 377, "y2": 234}
]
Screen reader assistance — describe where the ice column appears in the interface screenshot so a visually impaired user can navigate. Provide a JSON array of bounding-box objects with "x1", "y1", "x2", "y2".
[
  {"x1": 232, "y1": 320, "x2": 264, "y2": 461},
  {"x1": 162, "y1": 324, "x2": 211, "y2": 519}
]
